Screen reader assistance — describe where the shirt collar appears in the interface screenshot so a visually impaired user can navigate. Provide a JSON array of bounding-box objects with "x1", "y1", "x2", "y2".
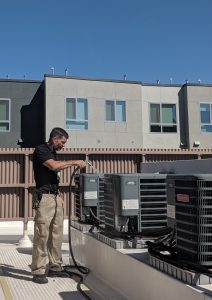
[{"x1": 46, "y1": 142, "x2": 56, "y2": 154}]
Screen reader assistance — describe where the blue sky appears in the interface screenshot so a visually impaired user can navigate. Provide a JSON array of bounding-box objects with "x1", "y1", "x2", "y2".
[{"x1": 0, "y1": 0, "x2": 212, "y2": 84}]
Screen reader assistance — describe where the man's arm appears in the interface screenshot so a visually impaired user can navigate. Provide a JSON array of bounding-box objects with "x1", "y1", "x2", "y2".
[{"x1": 43, "y1": 159, "x2": 86, "y2": 171}]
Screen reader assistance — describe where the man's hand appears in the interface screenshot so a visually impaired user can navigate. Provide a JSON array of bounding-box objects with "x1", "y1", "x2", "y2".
[{"x1": 75, "y1": 160, "x2": 87, "y2": 169}]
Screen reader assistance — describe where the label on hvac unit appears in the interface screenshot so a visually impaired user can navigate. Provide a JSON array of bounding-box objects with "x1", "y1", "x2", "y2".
[
  {"x1": 122, "y1": 199, "x2": 139, "y2": 210},
  {"x1": 167, "y1": 204, "x2": 175, "y2": 218},
  {"x1": 176, "y1": 194, "x2": 190, "y2": 203},
  {"x1": 84, "y1": 191, "x2": 98, "y2": 200}
]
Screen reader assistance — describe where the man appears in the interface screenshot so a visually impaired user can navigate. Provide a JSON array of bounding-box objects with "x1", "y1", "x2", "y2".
[{"x1": 31, "y1": 127, "x2": 86, "y2": 284}]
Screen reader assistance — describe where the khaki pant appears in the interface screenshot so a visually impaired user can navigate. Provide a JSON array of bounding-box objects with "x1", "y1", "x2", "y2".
[{"x1": 31, "y1": 194, "x2": 64, "y2": 275}]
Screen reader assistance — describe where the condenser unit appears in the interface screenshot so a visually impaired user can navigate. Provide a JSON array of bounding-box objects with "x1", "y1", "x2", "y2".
[
  {"x1": 74, "y1": 173, "x2": 104, "y2": 223},
  {"x1": 103, "y1": 174, "x2": 139, "y2": 232},
  {"x1": 102, "y1": 173, "x2": 167, "y2": 234},
  {"x1": 167, "y1": 174, "x2": 212, "y2": 266}
]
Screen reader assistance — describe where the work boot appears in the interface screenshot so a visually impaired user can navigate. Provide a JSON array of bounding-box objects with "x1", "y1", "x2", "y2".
[
  {"x1": 48, "y1": 269, "x2": 70, "y2": 278},
  {"x1": 32, "y1": 274, "x2": 48, "y2": 284}
]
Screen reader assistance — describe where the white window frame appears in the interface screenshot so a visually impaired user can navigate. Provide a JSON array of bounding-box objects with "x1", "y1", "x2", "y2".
[
  {"x1": 149, "y1": 102, "x2": 177, "y2": 133},
  {"x1": 105, "y1": 99, "x2": 126, "y2": 122},
  {"x1": 0, "y1": 98, "x2": 11, "y2": 132},
  {"x1": 65, "y1": 97, "x2": 88, "y2": 130},
  {"x1": 200, "y1": 102, "x2": 212, "y2": 133}
]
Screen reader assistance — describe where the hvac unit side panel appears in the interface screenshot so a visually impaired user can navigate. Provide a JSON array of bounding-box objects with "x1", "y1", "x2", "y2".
[{"x1": 139, "y1": 175, "x2": 167, "y2": 231}]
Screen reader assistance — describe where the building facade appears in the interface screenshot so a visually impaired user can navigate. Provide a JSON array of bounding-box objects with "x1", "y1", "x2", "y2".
[
  {"x1": 0, "y1": 79, "x2": 44, "y2": 147},
  {"x1": 185, "y1": 84, "x2": 212, "y2": 148},
  {"x1": 0, "y1": 75, "x2": 212, "y2": 149},
  {"x1": 45, "y1": 76, "x2": 143, "y2": 148}
]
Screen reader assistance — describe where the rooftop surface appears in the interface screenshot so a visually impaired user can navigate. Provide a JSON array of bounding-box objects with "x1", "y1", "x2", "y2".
[
  {"x1": 1, "y1": 221, "x2": 212, "y2": 300},
  {"x1": 0, "y1": 243, "x2": 89, "y2": 300},
  {"x1": 0, "y1": 222, "x2": 95, "y2": 300}
]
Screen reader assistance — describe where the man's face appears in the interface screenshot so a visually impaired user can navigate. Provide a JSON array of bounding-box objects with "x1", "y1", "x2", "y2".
[{"x1": 52, "y1": 135, "x2": 67, "y2": 150}]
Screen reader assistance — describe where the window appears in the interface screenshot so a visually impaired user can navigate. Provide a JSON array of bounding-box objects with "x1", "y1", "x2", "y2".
[
  {"x1": 105, "y1": 100, "x2": 126, "y2": 122},
  {"x1": 150, "y1": 103, "x2": 177, "y2": 133},
  {"x1": 66, "y1": 98, "x2": 88, "y2": 129},
  {"x1": 0, "y1": 99, "x2": 10, "y2": 132},
  {"x1": 200, "y1": 103, "x2": 212, "y2": 132}
]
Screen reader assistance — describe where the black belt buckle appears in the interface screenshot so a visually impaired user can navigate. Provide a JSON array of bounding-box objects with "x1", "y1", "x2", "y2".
[
  {"x1": 50, "y1": 189, "x2": 59, "y2": 195},
  {"x1": 50, "y1": 184, "x2": 59, "y2": 195},
  {"x1": 49, "y1": 190, "x2": 58, "y2": 195}
]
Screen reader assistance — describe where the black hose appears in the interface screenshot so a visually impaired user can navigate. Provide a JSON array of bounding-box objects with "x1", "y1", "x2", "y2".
[
  {"x1": 89, "y1": 220, "x2": 173, "y2": 240},
  {"x1": 63, "y1": 166, "x2": 91, "y2": 300},
  {"x1": 89, "y1": 207, "x2": 103, "y2": 224}
]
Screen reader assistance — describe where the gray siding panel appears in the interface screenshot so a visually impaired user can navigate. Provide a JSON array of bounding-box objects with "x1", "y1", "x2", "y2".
[{"x1": 0, "y1": 80, "x2": 43, "y2": 147}]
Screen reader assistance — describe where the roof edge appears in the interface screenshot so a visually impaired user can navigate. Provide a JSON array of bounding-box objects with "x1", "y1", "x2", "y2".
[
  {"x1": 44, "y1": 74, "x2": 142, "y2": 85},
  {"x1": 0, "y1": 78, "x2": 42, "y2": 83}
]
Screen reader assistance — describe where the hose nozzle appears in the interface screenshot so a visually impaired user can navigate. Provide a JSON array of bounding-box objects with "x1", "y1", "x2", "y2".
[{"x1": 85, "y1": 160, "x2": 99, "y2": 173}]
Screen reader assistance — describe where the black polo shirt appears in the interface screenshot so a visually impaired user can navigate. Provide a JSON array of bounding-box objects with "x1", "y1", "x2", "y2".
[{"x1": 33, "y1": 143, "x2": 59, "y2": 191}]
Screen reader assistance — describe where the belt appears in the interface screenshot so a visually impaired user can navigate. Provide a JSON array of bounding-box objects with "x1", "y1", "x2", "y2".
[
  {"x1": 36, "y1": 189, "x2": 58, "y2": 195},
  {"x1": 37, "y1": 184, "x2": 59, "y2": 195},
  {"x1": 45, "y1": 191, "x2": 58, "y2": 195}
]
